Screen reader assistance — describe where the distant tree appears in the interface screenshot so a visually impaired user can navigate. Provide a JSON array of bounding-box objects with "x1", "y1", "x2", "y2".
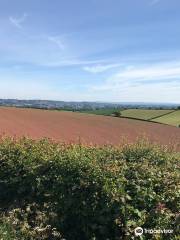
[
  {"x1": 177, "y1": 106, "x2": 180, "y2": 110},
  {"x1": 113, "y1": 111, "x2": 121, "y2": 117}
]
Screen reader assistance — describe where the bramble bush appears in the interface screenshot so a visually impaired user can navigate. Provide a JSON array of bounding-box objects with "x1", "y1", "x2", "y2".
[{"x1": 0, "y1": 138, "x2": 179, "y2": 239}]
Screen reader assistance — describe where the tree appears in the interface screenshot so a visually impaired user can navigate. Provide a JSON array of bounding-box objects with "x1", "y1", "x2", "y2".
[{"x1": 113, "y1": 111, "x2": 121, "y2": 117}]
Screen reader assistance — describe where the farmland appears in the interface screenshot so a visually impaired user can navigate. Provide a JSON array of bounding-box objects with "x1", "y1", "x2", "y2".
[
  {"x1": 0, "y1": 107, "x2": 179, "y2": 239},
  {"x1": 153, "y1": 110, "x2": 180, "y2": 126},
  {"x1": 0, "y1": 107, "x2": 180, "y2": 149},
  {"x1": 120, "y1": 109, "x2": 174, "y2": 120},
  {"x1": 79, "y1": 108, "x2": 180, "y2": 127},
  {"x1": 79, "y1": 108, "x2": 121, "y2": 116}
]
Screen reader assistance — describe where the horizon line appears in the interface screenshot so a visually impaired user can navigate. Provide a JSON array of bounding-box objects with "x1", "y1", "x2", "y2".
[{"x1": 0, "y1": 98, "x2": 179, "y2": 105}]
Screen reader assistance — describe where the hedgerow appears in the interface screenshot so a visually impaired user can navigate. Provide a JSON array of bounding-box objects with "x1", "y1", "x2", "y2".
[{"x1": 0, "y1": 138, "x2": 179, "y2": 239}]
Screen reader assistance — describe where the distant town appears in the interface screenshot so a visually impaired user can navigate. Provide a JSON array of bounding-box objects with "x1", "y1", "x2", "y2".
[{"x1": 0, "y1": 99, "x2": 179, "y2": 111}]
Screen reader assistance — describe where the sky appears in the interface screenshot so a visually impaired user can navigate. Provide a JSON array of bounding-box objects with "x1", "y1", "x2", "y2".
[{"x1": 0, "y1": 0, "x2": 180, "y2": 103}]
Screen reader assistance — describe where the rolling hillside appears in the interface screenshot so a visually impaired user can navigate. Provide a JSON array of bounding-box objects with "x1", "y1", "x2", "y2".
[
  {"x1": 153, "y1": 110, "x2": 180, "y2": 126},
  {"x1": 0, "y1": 107, "x2": 179, "y2": 149},
  {"x1": 120, "y1": 109, "x2": 174, "y2": 120}
]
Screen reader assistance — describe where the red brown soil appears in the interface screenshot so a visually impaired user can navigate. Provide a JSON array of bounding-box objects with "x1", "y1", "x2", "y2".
[{"x1": 0, "y1": 107, "x2": 180, "y2": 149}]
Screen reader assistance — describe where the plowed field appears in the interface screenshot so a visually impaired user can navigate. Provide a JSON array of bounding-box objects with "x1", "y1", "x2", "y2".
[{"x1": 0, "y1": 107, "x2": 179, "y2": 149}]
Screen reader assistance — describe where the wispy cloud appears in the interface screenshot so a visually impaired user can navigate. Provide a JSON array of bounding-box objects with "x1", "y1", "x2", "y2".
[
  {"x1": 92, "y1": 61, "x2": 180, "y2": 91},
  {"x1": 9, "y1": 13, "x2": 28, "y2": 29},
  {"x1": 83, "y1": 63, "x2": 122, "y2": 73},
  {"x1": 149, "y1": 0, "x2": 161, "y2": 6},
  {"x1": 89, "y1": 61, "x2": 180, "y2": 103},
  {"x1": 47, "y1": 36, "x2": 65, "y2": 50},
  {"x1": 112, "y1": 63, "x2": 180, "y2": 83},
  {"x1": 38, "y1": 58, "x2": 108, "y2": 68}
]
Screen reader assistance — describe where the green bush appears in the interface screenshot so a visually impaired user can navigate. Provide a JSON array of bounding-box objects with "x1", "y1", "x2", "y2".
[
  {"x1": 0, "y1": 138, "x2": 179, "y2": 239},
  {"x1": 112, "y1": 111, "x2": 121, "y2": 117}
]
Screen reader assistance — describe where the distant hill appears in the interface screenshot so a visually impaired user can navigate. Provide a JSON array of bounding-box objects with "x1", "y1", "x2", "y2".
[{"x1": 0, "y1": 99, "x2": 179, "y2": 110}]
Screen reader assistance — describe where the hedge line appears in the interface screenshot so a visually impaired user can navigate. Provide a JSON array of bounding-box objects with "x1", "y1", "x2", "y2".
[{"x1": 0, "y1": 138, "x2": 179, "y2": 239}]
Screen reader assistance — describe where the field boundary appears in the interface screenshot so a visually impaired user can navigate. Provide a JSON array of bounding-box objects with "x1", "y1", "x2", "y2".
[
  {"x1": 76, "y1": 111, "x2": 173, "y2": 126},
  {"x1": 118, "y1": 115, "x2": 171, "y2": 126},
  {"x1": 148, "y1": 109, "x2": 177, "y2": 121},
  {"x1": 0, "y1": 106, "x2": 179, "y2": 128},
  {"x1": 64, "y1": 108, "x2": 180, "y2": 127}
]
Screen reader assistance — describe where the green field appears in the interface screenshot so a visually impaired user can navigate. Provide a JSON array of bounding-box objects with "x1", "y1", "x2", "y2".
[
  {"x1": 120, "y1": 109, "x2": 174, "y2": 120},
  {"x1": 78, "y1": 108, "x2": 180, "y2": 127},
  {"x1": 80, "y1": 108, "x2": 121, "y2": 116},
  {"x1": 153, "y1": 110, "x2": 180, "y2": 127}
]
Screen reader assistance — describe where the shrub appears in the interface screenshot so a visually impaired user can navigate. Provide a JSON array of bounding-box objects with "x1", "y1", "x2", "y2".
[
  {"x1": 0, "y1": 138, "x2": 179, "y2": 239},
  {"x1": 112, "y1": 111, "x2": 121, "y2": 117}
]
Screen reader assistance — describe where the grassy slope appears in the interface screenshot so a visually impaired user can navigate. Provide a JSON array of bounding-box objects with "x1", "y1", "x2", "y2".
[
  {"x1": 120, "y1": 109, "x2": 173, "y2": 120},
  {"x1": 153, "y1": 110, "x2": 180, "y2": 127}
]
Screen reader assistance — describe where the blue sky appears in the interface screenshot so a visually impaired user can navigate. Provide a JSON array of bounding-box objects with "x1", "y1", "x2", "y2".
[{"x1": 0, "y1": 0, "x2": 180, "y2": 103}]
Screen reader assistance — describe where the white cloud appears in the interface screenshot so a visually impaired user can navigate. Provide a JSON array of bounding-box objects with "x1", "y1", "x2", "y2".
[
  {"x1": 9, "y1": 13, "x2": 28, "y2": 29},
  {"x1": 48, "y1": 36, "x2": 65, "y2": 50},
  {"x1": 91, "y1": 81, "x2": 180, "y2": 103},
  {"x1": 39, "y1": 58, "x2": 108, "y2": 68},
  {"x1": 83, "y1": 63, "x2": 121, "y2": 73},
  {"x1": 99, "y1": 61, "x2": 180, "y2": 88},
  {"x1": 91, "y1": 61, "x2": 180, "y2": 103}
]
